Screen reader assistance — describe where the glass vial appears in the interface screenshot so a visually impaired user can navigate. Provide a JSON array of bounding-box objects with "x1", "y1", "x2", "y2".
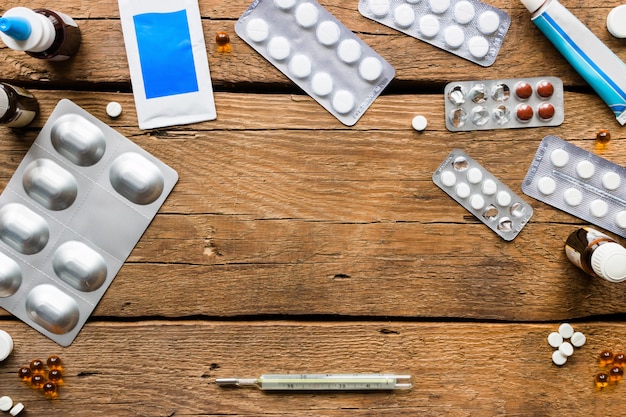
[
  {"x1": 565, "y1": 226, "x2": 626, "y2": 282},
  {"x1": 0, "y1": 82, "x2": 39, "y2": 128}
]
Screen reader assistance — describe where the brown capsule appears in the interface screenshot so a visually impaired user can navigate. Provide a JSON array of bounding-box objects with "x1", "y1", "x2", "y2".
[
  {"x1": 18, "y1": 366, "x2": 32, "y2": 382},
  {"x1": 47, "y1": 355, "x2": 63, "y2": 371},
  {"x1": 48, "y1": 369, "x2": 63, "y2": 384},
  {"x1": 600, "y1": 350, "x2": 615, "y2": 366},
  {"x1": 30, "y1": 359, "x2": 45, "y2": 374},
  {"x1": 609, "y1": 366, "x2": 624, "y2": 382},
  {"x1": 516, "y1": 103, "x2": 534, "y2": 121},
  {"x1": 595, "y1": 372, "x2": 610, "y2": 389},
  {"x1": 613, "y1": 352, "x2": 625, "y2": 367},
  {"x1": 536, "y1": 80, "x2": 554, "y2": 98},
  {"x1": 596, "y1": 129, "x2": 611, "y2": 145},
  {"x1": 537, "y1": 102, "x2": 555, "y2": 120},
  {"x1": 31, "y1": 374, "x2": 46, "y2": 389},
  {"x1": 216, "y1": 31, "x2": 230, "y2": 47},
  {"x1": 515, "y1": 81, "x2": 533, "y2": 99},
  {"x1": 43, "y1": 381, "x2": 58, "y2": 398}
]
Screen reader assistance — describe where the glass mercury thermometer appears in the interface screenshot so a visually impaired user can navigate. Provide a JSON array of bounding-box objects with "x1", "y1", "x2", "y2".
[{"x1": 215, "y1": 374, "x2": 412, "y2": 390}]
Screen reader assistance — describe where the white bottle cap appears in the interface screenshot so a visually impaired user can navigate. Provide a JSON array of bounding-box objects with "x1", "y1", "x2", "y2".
[
  {"x1": 0, "y1": 329, "x2": 13, "y2": 361},
  {"x1": 607, "y1": 5, "x2": 626, "y2": 38},
  {"x1": 0, "y1": 7, "x2": 55, "y2": 53},
  {"x1": 520, "y1": 0, "x2": 545, "y2": 13},
  {"x1": 590, "y1": 242, "x2": 626, "y2": 282}
]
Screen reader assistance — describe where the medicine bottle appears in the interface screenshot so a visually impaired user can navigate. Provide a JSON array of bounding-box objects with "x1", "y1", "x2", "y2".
[
  {"x1": 0, "y1": 7, "x2": 81, "y2": 61},
  {"x1": 0, "y1": 82, "x2": 39, "y2": 128},
  {"x1": 565, "y1": 227, "x2": 626, "y2": 283}
]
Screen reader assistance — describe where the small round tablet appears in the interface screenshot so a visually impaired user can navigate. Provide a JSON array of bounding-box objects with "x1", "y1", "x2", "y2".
[
  {"x1": 607, "y1": 4, "x2": 626, "y2": 38},
  {"x1": 411, "y1": 115, "x2": 428, "y2": 131},
  {"x1": 359, "y1": 57, "x2": 383, "y2": 81},
  {"x1": 576, "y1": 160, "x2": 595, "y2": 179},
  {"x1": 617, "y1": 210, "x2": 626, "y2": 228},
  {"x1": 311, "y1": 72, "x2": 333, "y2": 96},
  {"x1": 441, "y1": 171, "x2": 456, "y2": 187},
  {"x1": 369, "y1": 0, "x2": 390, "y2": 17},
  {"x1": 515, "y1": 82, "x2": 533, "y2": 100},
  {"x1": 456, "y1": 182, "x2": 471, "y2": 198},
  {"x1": 602, "y1": 171, "x2": 621, "y2": 190},
  {"x1": 536, "y1": 80, "x2": 554, "y2": 98},
  {"x1": 295, "y1": 3, "x2": 319, "y2": 28},
  {"x1": 444, "y1": 25, "x2": 465, "y2": 48},
  {"x1": 0, "y1": 396, "x2": 12, "y2": 412},
  {"x1": 106, "y1": 101, "x2": 122, "y2": 118},
  {"x1": 558, "y1": 323, "x2": 575, "y2": 339},
  {"x1": 537, "y1": 102, "x2": 555, "y2": 120},
  {"x1": 267, "y1": 36, "x2": 291, "y2": 60},
  {"x1": 316, "y1": 21, "x2": 341, "y2": 46},
  {"x1": 429, "y1": 0, "x2": 450, "y2": 14},
  {"x1": 482, "y1": 179, "x2": 497, "y2": 195},
  {"x1": 246, "y1": 18, "x2": 270, "y2": 43},
  {"x1": 394, "y1": 4, "x2": 416, "y2": 28},
  {"x1": 337, "y1": 39, "x2": 362, "y2": 63},
  {"x1": 273, "y1": 0, "x2": 296, "y2": 9},
  {"x1": 478, "y1": 10, "x2": 500, "y2": 34},
  {"x1": 496, "y1": 190, "x2": 511, "y2": 206},
  {"x1": 288, "y1": 54, "x2": 312, "y2": 78},
  {"x1": 570, "y1": 331, "x2": 586, "y2": 348},
  {"x1": 468, "y1": 36, "x2": 489, "y2": 58},
  {"x1": 563, "y1": 188, "x2": 583, "y2": 206},
  {"x1": 559, "y1": 341, "x2": 574, "y2": 357},
  {"x1": 9, "y1": 403, "x2": 23, "y2": 417},
  {"x1": 548, "y1": 332, "x2": 563, "y2": 348},
  {"x1": 550, "y1": 148, "x2": 569, "y2": 167},
  {"x1": 0, "y1": 329, "x2": 13, "y2": 361},
  {"x1": 590, "y1": 199, "x2": 608, "y2": 217},
  {"x1": 419, "y1": 14, "x2": 440, "y2": 37},
  {"x1": 552, "y1": 350, "x2": 568, "y2": 366},
  {"x1": 537, "y1": 176, "x2": 556, "y2": 195},
  {"x1": 470, "y1": 194, "x2": 485, "y2": 210},
  {"x1": 467, "y1": 167, "x2": 483, "y2": 184},
  {"x1": 332, "y1": 90, "x2": 355, "y2": 114},
  {"x1": 454, "y1": 0, "x2": 476, "y2": 24}
]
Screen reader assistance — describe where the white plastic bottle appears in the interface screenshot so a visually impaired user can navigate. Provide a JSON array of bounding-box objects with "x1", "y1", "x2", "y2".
[{"x1": 565, "y1": 227, "x2": 626, "y2": 283}]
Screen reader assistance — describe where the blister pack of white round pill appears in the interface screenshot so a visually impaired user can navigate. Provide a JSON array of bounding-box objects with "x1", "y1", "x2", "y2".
[
  {"x1": 522, "y1": 135, "x2": 626, "y2": 239},
  {"x1": 358, "y1": 0, "x2": 510, "y2": 66},
  {"x1": 433, "y1": 149, "x2": 533, "y2": 241},
  {"x1": 444, "y1": 76, "x2": 564, "y2": 131},
  {"x1": 0, "y1": 99, "x2": 178, "y2": 346},
  {"x1": 235, "y1": 0, "x2": 395, "y2": 126}
]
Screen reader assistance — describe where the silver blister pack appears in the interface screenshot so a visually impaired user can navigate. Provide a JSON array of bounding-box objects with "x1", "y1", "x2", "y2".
[
  {"x1": 358, "y1": 0, "x2": 510, "y2": 66},
  {"x1": 444, "y1": 76, "x2": 564, "y2": 131},
  {"x1": 0, "y1": 99, "x2": 178, "y2": 346},
  {"x1": 235, "y1": 0, "x2": 395, "y2": 126},
  {"x1": 433, "y1": 149, "x2": 533, "y2": 241},
  {"x1": 522, "y1": 135, "x2": 626, "y2": 238}
]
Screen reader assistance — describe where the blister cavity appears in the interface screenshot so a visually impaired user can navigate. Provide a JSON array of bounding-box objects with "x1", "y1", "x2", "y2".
[
  {"x1": 51, "y1": 114, "x2": 106, "y2": 166},
  {"x1": 0, "y1": 252, "x2": 21, "y2": 297},
  {"x1": 0, "y1": 203, "x2": 49, "y2": 255},
  {"x1": 25, "y1": 284, "x2": 80, "y2": 335},
  {"x1": 23, "y1": 159, "x2": 78, "y2": 210},
  {"x1": 53, "y1": 241, "x2": 108, "y2": 292},
  {"x1": 109, "y1": 153, "x2": 165, "y2": 205}
]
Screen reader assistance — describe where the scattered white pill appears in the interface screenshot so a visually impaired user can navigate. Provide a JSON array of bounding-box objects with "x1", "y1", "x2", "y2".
[
  {"x1": 332, "y1": 90, "x2": 355, "y2": 114},
  {"x1": 607, "y1": 4, "x2": 626, "y2": 38},
  {"x1": 246, "y1": 18, "x2": 269, "y2": 43},
  {"x1": 429, "y1": 0, "x2": 450, "y2": 14},
  {"x1": 0, "y1": 396, "x2": 12, "y2": 412},
  {"x1": 496, "y1": 190, "x2": 511, "y2": 206},
  {"x1": 9, "y1": 403, "x2": 23, "y2": 417},
  {"x1": 467, "y1": 167, "x2": 483, "y2": 184},
  {"x1": 468, "y1": 36, "x2": 489, "y2": 59},
  {"x1": 552, "y1": 349, "x2": 568, "y2": 366},
  {"x1": 563, "y1": 187, "x2": 583, "y2": 206},
  {"x1": 559, "y1": 341, "x2": 574, "y2": 357},
  {"x1": 316, "y1": 21, "x2": 341, "y2": 46},
  {"x1": 617, "y1": 210, "x2": 626, "y2": 229},
  {"x1": 558, "y1": 323, "x2": 575, "y2": 339},
  {"x1": 454, "y1": 0, "x2": 476, "y2": 24},
  {"x1": 106, "y1": 101, "x2": 122, "y2": 118},
  {"x1": 482, "y1": 179, "x2": 497, "y2": 195},
  {"x1": 369, "y1": 0, "x2": 391, "y2": 17},
  {"x1": 273, "y1": 0, "x2": 296, "y2": 9},
  {"x1": 441, "y1": 171, "x2": 456, "y2": 187},
  {"x1": 359, "y1": 57, "x2": 383, "y2": 81},
  {"x1": 478, "y1": 10, "x2": 500, "y2": 34},
  {"x1": 537, "y1": 176, "x2": 556, "y2": 195},
  {"x1": 411, "y1": 115, "x2": 428, "y2": 131},
  {"x1": 337, "y1": 39, "x2": 362, "y2": 63},
  {"x1": 419, "y1": 14, "x2": 440, "y2": 37},
  {"x1": 570, "y1": 331, "x2": 586, "y2": 348},
  {"x1": 444, "y1": 25, "x2": 465, "y2": 48},
  {"x1": 394, "y1": 4, "x2": 416, "y2": 28},
  {"x1": 470, "y1": 194, "x2": 485, "y2": 210},
  {"x1": 455, "y1": 182, "x2": 471, "y2": 199},
  {"x1": 311, "y1": 72, "x2": 333, "y2": 96},
  {"x1": 547, "y1": 332, "x2": 563, "y2": 348},
  {"x1": 590, "y1": 199, "x2": 609, "y2": 218},
  {"x1": 602, "y1": 171, "x2": 621, "y2": 190},
  {"x1": 576, "y1": 160, "x2": 595, "y2": 179},
  {"x1": 0, "y1": 329, "x2": 13, "y2": 361},
  {"x1": 267, "y1": 36, "x2": 291, "y2": 60},
  {"x1": 550, "y1": 148, "x2": 569, "y2": 167},
  {"x1": 288, "y1": 54, "x2": 312, "y2": 78},
  {"x1": 295, "y1": 3, "x2": 319, "y2": 28}
]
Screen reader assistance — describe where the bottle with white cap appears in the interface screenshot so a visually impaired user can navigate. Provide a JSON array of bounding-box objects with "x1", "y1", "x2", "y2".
[
  {"x1": 565, "y1": 226, "x2": 626, "y2": 283},
  {"x1": 0, "y1": 82, "x2": 39, "y2": 128},
  {"x1": 0, "y1": 7, "x2": 81, "y2": 61}
]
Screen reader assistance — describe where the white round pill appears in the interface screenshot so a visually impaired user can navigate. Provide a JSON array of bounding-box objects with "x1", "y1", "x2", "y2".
[
  {"x1": 295, "y1": 3, "x2": 319, "y2": 28},
  {"x1": 106, "y1": 101, "x2": 122, "y2": 118},
  {"x1": 246, "y1": 18, "x2": 270, "y2": 43},
  {"x1": 429, "y1": 0, "x2": 450, "y2": 14},
  {"x1": 267, "y1": 36, "x2": 291, "y2": 60},
  {"x1": 441, "y1": 171, "x2": 456, "y2": 187},
  {"x1": 311, "y1": 72, "x2": 334, "y2": 96},
  {"x1": 288, "y1": 54, "x2": 312, "y2": 78},
  {"x1": 316, "y1": 21, "x2": 341, "y2": 46},
  {"x1": 470, "y1": 194, "x2": 485, "y2": 210},
  {"x1": 482, "y1": 179, "x2": 497, "y2": 195},
  {"x1": 369, "y1": 0, "x2": 390, "y2": 17},
  {"x1": 467, "y1": 167, "x2": 483, "y2": 184},
  {"x1": 467, "y1": 36, "x2": 489, "y2": 59},
  {"x1": 273, "y1": 0, "x2": 296, "y2": 9},
  {"x1": 558, "y1": 322, "x2": 575, "y2": 339},
  {"x1": 0, "y1": 329, "x2": 13, "y2": 361},
  {"x1": 406, "y1": 0, "x2": 420, "y2": 3},
  {"x1": 602, "y1": 171, "x2": 621, "y2": 190},
  {"x1": 0, "y1": 396, "x2": 12, "y2": 412},
  {"x1": 394, "y1": 4, "x2": 416, "y2": 28},
  {"x1": 559, "y1": 341, "x2": 574, "y2": 357},
  {"x1": 548, "y1": 332, "x2": 563, "y2": 348},
  {"x1": 607, "y1": 4, "x2": 626, "y2": 38},
  {"x1": 590, "y1": 199, "x2": 608, "y2": 217},
  {"x1": 552, "y1": 349, "x2": 568, "y2": 366},
  {"x1": 456, "y1": 182, "x2": 471, "y2": 198},
  {"x1": 419, "y1": 14, "x2": 440, "y2": 37},
  {"x1": 478, "y1": 11, "x2": 500, "y2": 34},
  {"x1": 496, "y1": 190, "x2": 511, "y2": 206},
  {"x1": 617, "y1": 210, "x2": 626, "y2": 228},
  {"x1": 359, "y1": 57, "x2": 383, "y2": 81},
  {"x1": 550, "y1": 148, "x2": 569, "y2": 167},
  {"x1": 444, "y1": 25, "x2": 465, "y2": 49},
  {"x1": 454, "y1": 0, "x2": 476, "y2": 24},
  {"x1": 576, "y1": 160, "x2": 595, "y2": 179},
  {"x1": 332, "y1": 90, "x2": 355, "y2": 114},
  {"x1": 537, "y1": 176, "x2": 556, "y2": 195},
  {"x1": 337, "y1": 39, "x2": 362, "y2": 63},
  {"x1": 411, "y1": 115, "x2": 428, "y2": 131},
  {"x1": 570, "y1": 331, "x2": 586, "y2": 348},
  {"x1": 563, "y1": 187, "x2": 583, "y2": 206},
  {"x1": 9, "y1": 403, "x2": 23, "y2": 417}
]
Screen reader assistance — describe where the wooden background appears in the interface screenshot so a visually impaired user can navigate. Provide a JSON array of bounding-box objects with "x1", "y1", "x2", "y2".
[{"x1": 1, "y1": 0, "x2": 626, "y2": 415}]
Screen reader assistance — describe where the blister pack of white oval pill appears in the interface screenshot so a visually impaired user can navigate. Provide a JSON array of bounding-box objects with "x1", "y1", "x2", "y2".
[
  {"x1": 444, "y1": 76, "x2": 564, "y2": 131},
  {"x1": 433, "y1": 149, "x2": 533, "y2": 241},
  {"x1": 522, "y1": 135, "x2": 626, "y2": 238},
  {"x1": 0, "y1": 99, "x2": 178, "y2": 346},
  {"x1": 358, "y1": 0, "x2": 510, "y2": 66},
  {"x1": 235, "y1": 0, "x2": 395, "y2": 126}
]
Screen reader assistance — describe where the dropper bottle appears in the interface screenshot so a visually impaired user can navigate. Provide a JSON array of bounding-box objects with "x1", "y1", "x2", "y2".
[
  {"x1": 565, "y1": 227, "x2": 626, "y2": 283},
  {"x1": 0, "y1": 7, "x2": 81, "y2": 61}
]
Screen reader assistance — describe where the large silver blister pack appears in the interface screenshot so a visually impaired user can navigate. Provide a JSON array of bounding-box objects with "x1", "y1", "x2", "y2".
[{"x1": 0, "y1": 99, "x2": 178, "y2": 346}]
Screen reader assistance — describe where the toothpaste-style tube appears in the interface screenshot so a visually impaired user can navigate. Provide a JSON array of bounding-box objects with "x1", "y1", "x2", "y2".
[{"x1": 521, "y1": 0, "x2": 626, "y2": 125}]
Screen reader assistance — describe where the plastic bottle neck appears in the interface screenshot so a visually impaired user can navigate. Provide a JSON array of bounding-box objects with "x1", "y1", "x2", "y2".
[{"x1": 0, "y1": 7, "x2": 55, "y2": 53}]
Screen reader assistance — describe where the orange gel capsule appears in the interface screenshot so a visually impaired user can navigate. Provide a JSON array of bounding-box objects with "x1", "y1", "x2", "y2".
[
  {"x1": 18, "y1": 366, "x2": 32, "y2": 382},
  {"x1": 47, "y1": 355, "x2": 63, "y2": 371},
  {"x1": 595, "y1": 372, "x2": 610, "y2": 389}
]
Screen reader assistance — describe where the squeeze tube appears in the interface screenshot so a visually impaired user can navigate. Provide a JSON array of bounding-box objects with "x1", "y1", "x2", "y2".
[{"x1": 521, "y1": 0, "x2": 626, "y2": 125}]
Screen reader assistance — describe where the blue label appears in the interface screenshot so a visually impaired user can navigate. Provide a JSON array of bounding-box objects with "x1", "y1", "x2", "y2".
[{"x1": 133, "y1": 10, "x2": 199, "y2": 99}]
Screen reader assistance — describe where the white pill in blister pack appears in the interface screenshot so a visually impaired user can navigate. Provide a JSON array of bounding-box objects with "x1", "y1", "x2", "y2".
[
  {"x1": 522, "y1": 135, "x2": 626, "y2": 238},
  {"x1": 0, "y1": 99, "x2": 178, "y2": 346},
  {"x1": 236, "y1": 0, "x2": 395, "y2": 126},
  {"x1": 358, "y1": 0, "x2": 510, "y2": 66},
  {"x1": 433, "y1": 149, "x2": 533, "y2": 241}
]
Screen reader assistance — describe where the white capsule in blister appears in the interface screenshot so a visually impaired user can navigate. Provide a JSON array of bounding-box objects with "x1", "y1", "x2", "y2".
[
  {"x1": 274, "y1": 0, "x2": 296, "y2": 9},
  {"x1": 50, "y1": 114, "x2": 106, "y2": 167},
  {"x1": 429, "y1": 0, "x2": 450, "y2": 14},
  {"x1": 0, "y1": 203, "x2": 49, "y2": 255},
  {"x1": 22, "y1": 159, "x2": 78, "y2": 211},
  {"x1": 537, "y1": 177, "x2": 556, "y2": 195},
  {"x1": 394, "y1": 4, "x2": 415, "y2": 28},
  {"x1": 316, "y1": 21, "x2": 341, "y2": 46},
  {"x1": 419, "y1": 14, "x2": 440, "y2": 37},
  {"x1": 332, "y1": 90, "x2": 355, "y2": 114},
  {"x1": 359, "y1": 57, "x2": 383, "y2": 81},
  {"x1": 563, "y1": 188, "x2": 582, "y2": 206},
  {"x1": 53, "y1": 241, "x2": 108, "y2": 292},
  {"x1": 289, "y1": 54, "x2": 312, "y2": 78},
  {"x1": 602, "y1": 171, "x2": 621, "y2": 190},
  {"x1": 246, "y1": 18, "x2": 269, "y2": 43},
  {"x1": 337, "y1": 39, "x2": 362, "y2": 63},
  {"x1": 478, "y1": 10, "x2": 500, "y2": 34},
  {"x1": 25, "y1": 284, "x2": 80, "y2": 334},
  {"x1": 267, "y1": 37, "x2": 291, "y2": 60},
  {"x1": 454, "y1": 0, "x2": 476, "y2": 24},
  {"x1": 369, "y1": 0, "x2": 390, "y2": 17},
  {"x1": 109, "y1": 152, "x2": 165, "y2": 205},
  {"x1": 444, "y1": 25, "x2": 465, "y2": 48},
  {"x1": 311, "y1": 72, "x2": 334, "y2": 96},
  {"x1": 0, "y1": 252, "x2": 21, "y2": 297}
]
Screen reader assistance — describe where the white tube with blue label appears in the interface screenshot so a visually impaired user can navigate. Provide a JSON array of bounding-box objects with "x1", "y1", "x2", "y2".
[{"x1": 521, "y1": 0, "x2": 626, "y2": 125}]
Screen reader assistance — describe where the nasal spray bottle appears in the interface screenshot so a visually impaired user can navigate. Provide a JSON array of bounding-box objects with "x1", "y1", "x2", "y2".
[{"x1": 0, "y1": 7, "x2": 81, "y2": 61}]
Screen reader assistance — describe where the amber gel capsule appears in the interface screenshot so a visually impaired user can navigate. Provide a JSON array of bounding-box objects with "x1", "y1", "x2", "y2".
[{"x1": 565, "y1": 227, "x2": 626, "y2": 282}]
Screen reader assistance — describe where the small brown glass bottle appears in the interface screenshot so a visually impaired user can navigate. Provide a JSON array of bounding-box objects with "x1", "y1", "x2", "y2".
[
  {"x1": 565, "y1": 227, "x2": 626, "y2": 282},
  {"x1": 0, "y1": 82, "x2": 39, "y2": 128}
]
